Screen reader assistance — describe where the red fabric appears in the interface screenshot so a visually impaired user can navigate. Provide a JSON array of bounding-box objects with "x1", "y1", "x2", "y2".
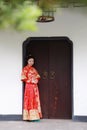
[
  {"x1": 21, "y1": 66, "x2": 42, "y2": 118},
  {"x1": 21, "y1": 66, "x2": 40, "y2": 83},
  {"x1": 24, "y1": 83, "x2": 40, "y2": 110}
]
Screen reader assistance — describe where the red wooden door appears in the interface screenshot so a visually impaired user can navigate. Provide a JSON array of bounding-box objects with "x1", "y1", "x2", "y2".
[{"x1": 23, "y1": 37, "x2": 73, "y2": 119}]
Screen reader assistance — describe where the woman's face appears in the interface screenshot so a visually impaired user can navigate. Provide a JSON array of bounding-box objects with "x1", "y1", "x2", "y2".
[{"x1": 27, "y1": 58, "x2": 34, "y2": 66}]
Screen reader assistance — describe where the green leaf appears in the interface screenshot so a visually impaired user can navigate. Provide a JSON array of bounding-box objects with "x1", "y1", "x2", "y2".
[{"x1": 0, "y1": 1, "x2": 42, "y2": 31}]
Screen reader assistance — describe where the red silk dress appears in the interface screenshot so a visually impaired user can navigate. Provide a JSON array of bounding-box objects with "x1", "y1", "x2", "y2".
[{"x1": 21, "y1": 65, "x2": 42, "y2": 120}]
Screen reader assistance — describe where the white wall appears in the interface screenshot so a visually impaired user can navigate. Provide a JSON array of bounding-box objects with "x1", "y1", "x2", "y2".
[{"x1": 0, "y1": 7, "x2": 87, "y2": 115}]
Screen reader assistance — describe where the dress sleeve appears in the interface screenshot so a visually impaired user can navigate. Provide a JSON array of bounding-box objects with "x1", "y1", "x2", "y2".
[
  {"x1": 31, "y1": 68, "x2": 41, "y2": 84},
  {"x1": 21, "y1": 67, "x2": 28, "y2": 82}
]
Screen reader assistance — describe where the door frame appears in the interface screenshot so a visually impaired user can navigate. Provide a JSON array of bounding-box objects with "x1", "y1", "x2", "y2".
[{"x1": 22, "y1": 36, "x2": 73, "y2": 119}]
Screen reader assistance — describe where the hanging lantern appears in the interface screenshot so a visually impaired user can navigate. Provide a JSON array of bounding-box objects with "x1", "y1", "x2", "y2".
[
  {"x1": 36, "y1": 0, "x2": 56, "y2": 22},
  {"x1": 37, "y1": 9, "x2": 55, "y2": 22}
]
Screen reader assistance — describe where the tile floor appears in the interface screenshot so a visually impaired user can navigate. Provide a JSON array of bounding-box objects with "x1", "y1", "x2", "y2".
[{"x1": 0, "y1": 119, "x2": 87, "y2": 130}]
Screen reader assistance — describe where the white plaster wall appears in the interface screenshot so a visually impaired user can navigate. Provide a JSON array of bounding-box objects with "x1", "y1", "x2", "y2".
[{"x1": 0, "y1": 7, "x2": 87, "y2": 115}]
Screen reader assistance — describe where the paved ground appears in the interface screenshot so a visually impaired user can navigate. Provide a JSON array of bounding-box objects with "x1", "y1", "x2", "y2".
[{"x1": 0, "y1": 119, "x2": 87, "y2": 130}]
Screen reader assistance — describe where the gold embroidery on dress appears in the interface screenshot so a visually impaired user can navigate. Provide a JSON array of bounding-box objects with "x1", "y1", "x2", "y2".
[
  {"x1": 23, "y1": 109, "x2": 40, "y2": 120},
  {"x1": 29, "y1": 109, "x2": 40, "y2": 120},
  {"x1": 23, "y1": 110, "x2": 29, "y2": 120},
  {"x1": 21, "y1": 75, "x2": 27, "y2": 80}
]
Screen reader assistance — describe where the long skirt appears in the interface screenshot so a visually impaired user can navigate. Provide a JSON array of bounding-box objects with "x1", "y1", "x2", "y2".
[{"x1": 23, "y1": 83, "x2": 42, "y2": 121}]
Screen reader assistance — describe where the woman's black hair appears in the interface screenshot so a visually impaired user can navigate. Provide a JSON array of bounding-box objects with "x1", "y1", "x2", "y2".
[{"x1": 26, "y1": 54, "x2": 35, "y2": 61}]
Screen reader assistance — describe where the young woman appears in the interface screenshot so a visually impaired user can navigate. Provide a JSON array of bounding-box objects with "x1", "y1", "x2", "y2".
[{"x1": 21, "y1": 55, "x2": 42, "y2": 121}]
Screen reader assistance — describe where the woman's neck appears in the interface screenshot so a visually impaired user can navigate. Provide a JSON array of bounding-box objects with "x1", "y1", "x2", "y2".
[{"x1": 27, "y1": 64, "x2": 32, "y2": 67}]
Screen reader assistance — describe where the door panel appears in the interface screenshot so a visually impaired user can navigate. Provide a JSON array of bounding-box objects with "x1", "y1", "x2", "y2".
[
  {"x1": 23, "y1": 37, "x2": 73, "y2": 119},
  {"x1": 23, "y1": 38, "x2": 49, "y2": 118},
  {"x1": 48, "y1": 39, "x2": 72, "y2": 118}
]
